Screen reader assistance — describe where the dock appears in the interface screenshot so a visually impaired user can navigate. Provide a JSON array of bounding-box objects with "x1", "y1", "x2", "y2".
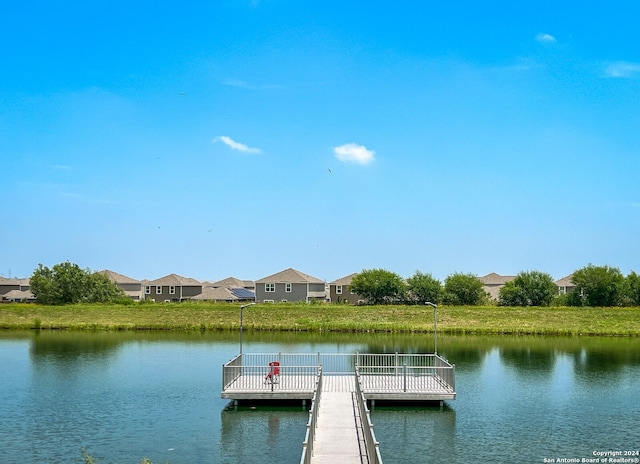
[{"x1": 222, "y1": 352, "x2": 456, "y2": 464}]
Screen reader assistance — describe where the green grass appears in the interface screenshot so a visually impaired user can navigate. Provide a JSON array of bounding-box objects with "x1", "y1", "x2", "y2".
[{"x1": 1, "y1": 302, "x2": 639, "y2": 336}]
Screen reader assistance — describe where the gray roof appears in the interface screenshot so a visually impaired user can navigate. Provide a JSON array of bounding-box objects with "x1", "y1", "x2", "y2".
[
  {"x1": 147, "y1": 273, "x2": 202, "y2": 286},
  {"x1": 478, "y1": 273, "x2": 516, "y2": 285},
  {"x1": 256, "y1": 268, "x2": 324, "y2": 284},
  {"x1": 210, "y1": 276, "x2": 254, "y2": 288},
  {"x1": 2, "y1": 289, "x2": 35, "y2": 300},
  {"x1": 555, "y1": 274, "x2": 574, "y2": 286},
  {"x1": 98, "y1": 270, "x2": 141, "y2": 284},
  {"x1": 191, "y1": 286, "x2": 255, "y2": 301},
  {"x1": 0, "y1": 277, "x2": 30, "y2": 286},
  {"x1": 330, "y1": 273, "x2": 359, "y2": 286}
]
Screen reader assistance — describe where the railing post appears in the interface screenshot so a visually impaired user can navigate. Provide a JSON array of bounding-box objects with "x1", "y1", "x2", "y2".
[{"x1": 403, "y1": 363, "x2": 407, "y2": 392}]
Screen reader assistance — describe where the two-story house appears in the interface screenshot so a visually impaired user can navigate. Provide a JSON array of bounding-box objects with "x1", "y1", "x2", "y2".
[
  {"x1": 144, "y1": 273, "x2": 202, "y2": 302},
  {"x1": 0, "y1": 277, "x2": 34, "y2": 302},
  {"x1": 99, "y1": 270, "x2": 143, "y2": 300},
  {"x1": 328, "y1": 273, "x2": 363, "y2": 304},
  {"x1": 255, "y1": 268, "x2": 326, "y2": 303},
  {"x1": 477, "y1": 272, "x2": 516, "y2": 301}
]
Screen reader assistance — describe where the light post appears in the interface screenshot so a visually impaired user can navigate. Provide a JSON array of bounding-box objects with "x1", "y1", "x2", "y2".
[
  {"x1": 425, "y1": 302, "x2": 437, "y2": 354},
  {"x1": 239, "y1": 302, "x2": 256, "y2": 355}
]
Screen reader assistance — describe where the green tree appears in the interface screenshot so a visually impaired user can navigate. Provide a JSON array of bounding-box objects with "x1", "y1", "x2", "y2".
[
  {"x1": 443, "y1": 272, "x2": 486, "y2": 305},
  {"x1": 570, "y1": 264, "x2": 624, "y2": 307},
  {"x1": 499, "y1": 271, "x2": 557, "y2": 306},
  {"x1": 623, "y1": 271, "x2": 640, "y2": 306},
  {"x1": 498, "y1": 281, "x2": 528, "y2": 306},
  {"x1": 406, "y1": 271, "x2": 442, "y2": 304},
  {"x1": 30, "y1": 261, "x2": 125, "y2": 305},
  {"x1": 86, "y1": 272, "x2": 129, "y2": 303},
  {"x1": 350, "y1": 268, "x2": 406, "y2": 305}
]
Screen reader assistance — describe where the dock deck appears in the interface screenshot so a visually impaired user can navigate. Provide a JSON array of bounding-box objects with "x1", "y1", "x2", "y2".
[{"x1": 222, "y1": 352, "x2": 456, "y2": 402}]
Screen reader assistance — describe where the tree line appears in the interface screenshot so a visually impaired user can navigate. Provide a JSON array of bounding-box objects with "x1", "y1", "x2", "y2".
[
  {"x1": 27, "y1": 261, "x2": 640, "y2": 307},
  {"x1": 351, "y1": 265, "x2": 640, "y2": 307}
]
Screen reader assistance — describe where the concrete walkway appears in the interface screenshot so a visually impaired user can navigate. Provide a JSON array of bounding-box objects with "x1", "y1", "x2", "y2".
[{"x1": 310, "y1": 376, "x2": 366, "y2": 464}]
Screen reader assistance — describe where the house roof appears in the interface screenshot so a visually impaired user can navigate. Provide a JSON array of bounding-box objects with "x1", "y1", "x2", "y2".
[
  {"x1": 478, "y1": 273, "x2": 516, "y2": 285},
  {"x1": 0, "y1": 277, "x2": 30, "y2": 286},
  {"x1": 148, "y1": 273, "x2": 202, "y2": 286},
  {"x1": 98, "y1": 270, "x2": 141, "y2": 284},
  {"x1": 192, "y1": 286, "x2": 255, "y2": 301},
  {"x1": 2, "y1": 289, "x2": 35, "y2": 300},
  {"x1": 192, "y1": 287, "x2": 237, "y2": 301},
  {"x1": 210, "y1": 276, "x2": 254, "y2": 288},
  {"x1": 555, "y1": 274, "x2": 574, "y2": 286},
  {"x1": 256, "y1": 268, "x2": 324, "y2": 284},
  {"x1": 330, "y1": 273, "x2": 359, "y2": 286}
]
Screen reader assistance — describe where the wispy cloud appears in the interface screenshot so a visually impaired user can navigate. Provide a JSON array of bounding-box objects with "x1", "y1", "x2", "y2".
[
  {"x1": 333, "y1": 143, "x2": 375, "y2": 165},
  {"x1": 535, "y1": 33, "x2": 557, "y2": 44},
  {"x1": 604, "y1": 61, "x2": 640, "y2": 78},
  {"x1": 213, "y1": 136, "x2": 261, "y2": 154}
]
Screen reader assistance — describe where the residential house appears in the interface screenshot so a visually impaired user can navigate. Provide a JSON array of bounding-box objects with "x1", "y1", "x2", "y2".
[
  {"x1": 0, "y1": 277, "x2": 34, "y2": 302},
  {"x1": 98, "y1": 270, "x2": 143, "y2": 300},
  {"x1": 478, "y1": 272, "x2": 516, "y2": 301},
  {"x1": 255, "y1": 268, "x2": 326, "y2": 303},
  {"x1": 144, "y1": 274, "x2": 202, "y2": 302},
  {"x1": 555, "y1": 274, "x2": 576, "y2": 295},
  {"x1": 328, "y1": 273, "x2": 364, "y2": 304},
  {"x1": 192, "y1": 286, "x2": 255, "y2": 303}
]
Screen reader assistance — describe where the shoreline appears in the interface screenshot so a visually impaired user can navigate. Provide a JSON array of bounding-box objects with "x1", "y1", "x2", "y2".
[{"x1": 0, "y1": 303, "x2": 639, "y2": 336}]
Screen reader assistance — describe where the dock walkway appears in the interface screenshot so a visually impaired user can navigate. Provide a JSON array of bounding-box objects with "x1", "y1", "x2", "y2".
[{"x1": 310, "y1": 375, "x2": 366, "y2": 464}]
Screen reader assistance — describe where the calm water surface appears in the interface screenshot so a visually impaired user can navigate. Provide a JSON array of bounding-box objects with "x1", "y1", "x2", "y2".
[{"x1": 1, "y1": 331, "x2": 638, "y2": 464}]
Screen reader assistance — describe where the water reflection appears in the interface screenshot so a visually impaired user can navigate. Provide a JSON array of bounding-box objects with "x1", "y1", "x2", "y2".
[
  {"x1": 220, "y1": 405, "x2": 306, "y2": 464},
  {"x1": 0, "y1": 331, "x2": 638, "y2": 464}
]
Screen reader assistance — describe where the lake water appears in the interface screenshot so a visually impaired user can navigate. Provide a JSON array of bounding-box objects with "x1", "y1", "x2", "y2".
[{"x1": 1, "y1": 331, "x2": 638, "y2": 464}]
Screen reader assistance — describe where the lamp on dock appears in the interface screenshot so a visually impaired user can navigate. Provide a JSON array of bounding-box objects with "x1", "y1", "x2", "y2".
[
  {"x1": 239, "y1": 302, "x2": 256, "y2": 355},
  {"x1": 425, "y1": 302, "x2": 437, "y2": 354}
]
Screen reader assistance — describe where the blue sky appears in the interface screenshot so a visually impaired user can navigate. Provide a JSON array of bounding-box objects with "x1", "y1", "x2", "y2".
[{"x1": 2, "y1": 0, "x2": 639, "y2": 283}]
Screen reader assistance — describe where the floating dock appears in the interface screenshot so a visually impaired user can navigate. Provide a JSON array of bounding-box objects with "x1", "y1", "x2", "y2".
[{"x1": 222, "y1": 352, "x2": 456, "y2": 464}]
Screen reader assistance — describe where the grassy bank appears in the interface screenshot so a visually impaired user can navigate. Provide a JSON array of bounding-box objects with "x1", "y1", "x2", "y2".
[{"x1": 1, "y1": 302, "x2": 639, "y2": 336}]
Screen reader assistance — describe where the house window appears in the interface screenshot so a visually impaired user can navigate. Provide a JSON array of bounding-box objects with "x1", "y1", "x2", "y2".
[
  {"x1": 285, "y1": 283, "x2": 292, "y2": 293},
  {"x1": 265, "y1": 283, "x2": 275, "y2": 292},
  {"x1": 559, "y1": 286, "x2": 566, "y2": 295},
  {"x1": 169, "y1": 286, "x2": 176, "y2": 295},
  {"x1": 336, "y1": 285, "x2": 342, "y2": 295},
  {"x1": 350, "y1": 287, "x2": 355, "y2": 294},
  {"x1": 156, "y1": 286, "x2": 162, "y2": 294},
  {"x1": 145, "y1": 286, "x2": 151, "y2": 294}
]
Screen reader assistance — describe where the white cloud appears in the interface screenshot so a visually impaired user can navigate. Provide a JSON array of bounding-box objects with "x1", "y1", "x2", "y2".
[
  {"x1": 213, "y1": 135, "x2": 261, "y2": 154},
  {"x1": 604, "y1": 61, "x2": 640, "y2": 78},
  {"x1": 535, "y1": 33, "x2": 557, "y2": 44},
  {"x1": 333, "y1": 143, "x2": 375, "y2": 165}
]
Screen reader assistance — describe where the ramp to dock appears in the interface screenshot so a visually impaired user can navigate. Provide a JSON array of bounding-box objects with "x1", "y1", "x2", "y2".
[{"x1": 310, "y1": 375, "x2": 366, "y2": 464}]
